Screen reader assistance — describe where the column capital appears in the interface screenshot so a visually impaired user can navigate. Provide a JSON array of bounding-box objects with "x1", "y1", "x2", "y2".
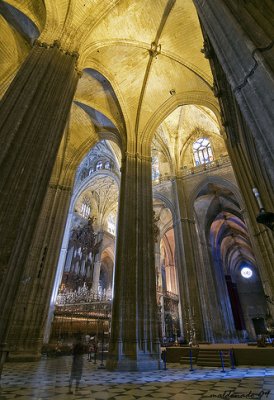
[
  {"x1": 49, "y1": 184, "x2": 72, "y2": 193},
  {"x1": 253, "y1": 228, "x2": 268, "y2": 237},
  {"x1": 123, "y1": 151, "x2": 152, "y2": 162},
  {"x1": 33, "y1": 40, "x2": 82, "y2": 76},
  {"x1": 174, "y1": 218, "x2": 195, "y2": 226},
  {"x1": 239, "y1": 208, "x2": 250, "y2": 218}
]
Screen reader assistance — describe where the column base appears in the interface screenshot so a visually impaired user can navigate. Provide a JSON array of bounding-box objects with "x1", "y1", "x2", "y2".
[
  {"x1": 106, "y1": 354, "x2": 163, "y2": 371},
  {"x1": 7, "y1": 350, "x2": 41, "y2": 362},
  {"x1": 0, "y1": 343, "x2": 9, "y2": 377}
]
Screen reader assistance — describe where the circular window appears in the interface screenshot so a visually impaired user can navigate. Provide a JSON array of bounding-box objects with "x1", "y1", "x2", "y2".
[{"x1": 241, "y1": 267, "x2": 253, "y2": 279}]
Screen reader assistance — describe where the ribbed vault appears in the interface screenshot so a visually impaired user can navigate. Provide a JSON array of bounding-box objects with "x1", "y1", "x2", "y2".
[
  {"x1": 210, "y1": 212, "x2": 256, "y2": 277},
  {"x1": 0, "y1": 0, "x2": 218, "y2": 162}
]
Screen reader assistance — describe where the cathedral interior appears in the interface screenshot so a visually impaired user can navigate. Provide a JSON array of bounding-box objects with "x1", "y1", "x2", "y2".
[{"x1": 0, "y1": 0, "x2": 274, "y2": 391}]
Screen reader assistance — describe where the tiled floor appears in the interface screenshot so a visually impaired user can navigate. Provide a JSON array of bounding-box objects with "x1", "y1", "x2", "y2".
[{"x1": 0, "y1": 357, "x2": 273, "y2": 400}]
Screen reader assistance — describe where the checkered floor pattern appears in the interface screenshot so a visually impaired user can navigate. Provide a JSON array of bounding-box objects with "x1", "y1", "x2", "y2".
[{"x1": 0, "y1": 357, "x2": 273, "y2": 399}]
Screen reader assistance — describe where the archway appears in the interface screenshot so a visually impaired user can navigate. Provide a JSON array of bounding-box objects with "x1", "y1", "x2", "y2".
[
  {"x1": 194, "y1": 182, "x2": 268, "y2": 341},
  {"x1": 46, "y1": 140, "x2": 120, "y2": 348}
]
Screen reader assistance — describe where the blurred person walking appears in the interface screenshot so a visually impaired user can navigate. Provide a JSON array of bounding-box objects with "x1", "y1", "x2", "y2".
[{"x1": 68, "y1": 335, "x2": 86, "y2": 394}]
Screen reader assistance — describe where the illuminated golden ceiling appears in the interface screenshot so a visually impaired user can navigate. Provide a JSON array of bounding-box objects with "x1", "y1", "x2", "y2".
[{"x1": 0, "y1": 0, "x2": 220, "y2": 181}]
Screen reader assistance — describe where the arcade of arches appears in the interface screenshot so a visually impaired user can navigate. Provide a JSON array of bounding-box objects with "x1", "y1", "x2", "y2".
[{"x1": 0, "y1": 0, "x2": 273, "y2": 372}]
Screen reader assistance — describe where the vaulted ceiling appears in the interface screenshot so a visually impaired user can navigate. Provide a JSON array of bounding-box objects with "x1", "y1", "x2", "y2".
[{"x1": 0, "y1": 0, "x2": 220, "y2": 183}]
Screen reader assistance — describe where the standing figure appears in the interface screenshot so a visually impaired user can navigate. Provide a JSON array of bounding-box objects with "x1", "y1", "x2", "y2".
[
  {"x1": 93, "y1": 339, "x2": 98, "y2": 364},
  {"x1": 69, "y1": 336, "x2": 86, "y2": 393},
  {"x1": 85, "y1": 333, "x2": 91, "y2": 345},
  {"x1": 87, "y1": 338, "x2": 93, "y2": 362}
]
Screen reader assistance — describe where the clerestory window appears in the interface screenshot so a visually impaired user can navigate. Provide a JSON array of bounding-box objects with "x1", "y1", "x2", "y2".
[
  {"x1": 96, "y1": 161, "x2": 103, "y2": 170},
  {"x1": 80, "y1": 196, "x2": 91, "y2": 219},
  {"x1": 193, "y1": 138, "x2": 213, "y2": 166}
]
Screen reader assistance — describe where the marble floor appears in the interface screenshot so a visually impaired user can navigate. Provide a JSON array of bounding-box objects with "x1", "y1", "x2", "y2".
[{"x1": 0, "y1": 357, "x2": 273, "y2": 400}]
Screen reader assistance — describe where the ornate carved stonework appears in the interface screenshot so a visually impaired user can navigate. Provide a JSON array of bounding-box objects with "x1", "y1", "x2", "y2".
[{"x1": 149, "y1": 42, "x2": 161, "y2": 57}]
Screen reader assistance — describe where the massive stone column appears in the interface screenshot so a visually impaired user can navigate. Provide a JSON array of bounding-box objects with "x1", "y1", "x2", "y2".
[
  {"x1": 194, "y1": 0, "x2": 274, "y2": 187},
  {"x1": 227, "y1": 136, "x2": 274, "y2": 319},
  {"x1": 172, "y1": 179, "x2": 204, "y2": 343},
  {"x1": 0, "y1": 40, "x2": 80, "y2": 354},
  {"x1": 107, "y1": 152, "x2": 161, "y2": 371},
  {"x1": 7, "y1": 182, "x2": 72, "y2": 360},
  {"x1": 173, "y1": 178, "x2": 238, "y2": 343},
  {"x1": 196, "y1": 226, "x2": 238, "y2": 342},
  {"x1": 154, "y1": 242, "x2": 165, "y2": 337},
  {"x1": 197, "y1": 17, "x2": 274, "y2": 321},
  {"x1": 228, "y1": 132, "x2": 274, "y2": 314}
]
